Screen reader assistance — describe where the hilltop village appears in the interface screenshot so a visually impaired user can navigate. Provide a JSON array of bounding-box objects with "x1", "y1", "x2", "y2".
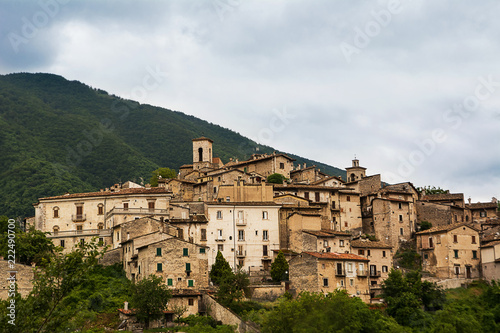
[{"x1": 28, "y1": 137, "x2": 500, "y2": 316}]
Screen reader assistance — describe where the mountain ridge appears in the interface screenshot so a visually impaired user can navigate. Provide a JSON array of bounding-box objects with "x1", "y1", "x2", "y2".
[{"x1": 0, "y1": 72, "x2": 346, "y2": 217}]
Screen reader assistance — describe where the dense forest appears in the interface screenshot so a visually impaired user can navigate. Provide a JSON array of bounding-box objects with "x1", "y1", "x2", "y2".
[{"x1": 0, "y1": 73, "x2": 345, "y2": 218}]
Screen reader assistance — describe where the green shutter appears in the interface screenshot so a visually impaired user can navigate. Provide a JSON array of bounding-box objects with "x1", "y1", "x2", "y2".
[
  {"x1": 186, "y1": 263, "x2": 191, "y2": 271},
  {"x1": 157, "y1": 263, "x2": 162, "y2": 271},
  {"x1": 200, "y1": 248, "x2": 206, "y2": 254},
  {"x1": 183, "y1": 248, "x2": 189, "y2": 256},
  {"x1": 167, "y1": 278, "x2": 173, "y2": 286},
  {"x1": 188, "y1": 280, "x2": 194, "y2": 287},
  {"x1": 156, "y1": 248, "x2": 162, "y2": 256}
]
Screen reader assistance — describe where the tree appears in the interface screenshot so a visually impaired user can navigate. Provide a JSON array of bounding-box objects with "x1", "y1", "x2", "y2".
[
  {"x1": 266, "y1": 173, "x2": 286, "y2": 184},
  {"x1": 419, "y1": 221, "x2": 432, "y2": 231},
  {"x1": 0, "y1": 225, "x2": 55, "y2": 266},
  {"x1": 149, "y1": 167, "x2": 177, "y2": 187},
  {"x1": 210, "y1": 251, "x2": 232, "y2": 285},
  {"x1": 270, "y1": 251, "x2": 289, "y2": 282},
  {"x1": 417, "y1": 186, "x2": 448, "y2": 195},
  {"x1": 131, "y1": 274, "x2": 172, "y2": 329}
]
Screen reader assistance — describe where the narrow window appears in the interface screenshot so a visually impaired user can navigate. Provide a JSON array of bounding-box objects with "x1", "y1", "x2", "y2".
[
  {"x1": 453, "y1": 235, "x2": 458, "y2": 243},
  {"x1": 304, "y1": 192, "x2": 309, "y2": 200},
  {"x1": 400, "y1": 228, "x2": 404, "y2": 236},
  {"x1": 358, "y1": 249, "x2": 364, "y2": 255},
  {"x1": 123, "y1": 202, "x2": 128, "y2": 211},
  {"x1": 315, "y1": 192, "x2": 320, "y2": 202},
  {"x1": 382, "y1": 266, "x2": 388, "y2": 273},
  {"x1": 262, "y1": 211, "x2": 268, "y2": 220},
  {"x1": 200, "y1": 247, "x2": 206, "y2": 254},
  {"x1": 217, "y1": 244, "x2": 224, "y2": 252},
  {"x1": 454, "y1": 250, "x2": 459, "y2": 258},
  {"x1": 398, "y1": 202, "x2": 402, "y2": 209},
  {"x1": 399, "y1": 215, "x2": 403, "y2": 222},
  {"x1": 188, "y1": 280, "x2": 194, "y2": 287},
  {"x1": 347, "y1": 196, "x2": 351, "y2": 202},
  {"x1": 98, "y1": 205, "x2": 104, "y2": 215},
  {"x1": 148, "y1": 201, "x2": 155, "y2": 210},
  {"x1": 263, "y1": 230, "x2": 269, "y2": 241},
  {"x1": 156, "y1": 248, "x2": 162, "y2": 256},
  {"x1": 472, "y1": 235, "x2": 476, "y2": 244},
  {"x1": 472, "y1": 250, "x2": 477, "y2": 259},
  {"x1": 238, "y1": 230, "x2": 245, "y2": 241},
  {"x1": 167, "y1": 278, "x2": 173, "y2": 286},
  {"x1": 323, "y1": 278, "x2": 329, "y2": 287},
  {"x1": 60, "y1": 240, "x2": 65, "y2": 248},
  {"x1": 53, "y1": 207, "x2": 59, "y2": 218},
  {"x1": 350, "y1": 279, "x2": 354, "y2": 286},
  {"x1": 188, "y1": 298, "x2": 194, "y2": 306},
  {"x1": 367, "y1": 250, "x2": 371, "y2": 256},
  {"x1": 183, "y1": 248, "x2": 189, "y2": 256},
  {"x1": 186, "y1": 263, "x2": 191, "y2": 272},
  {"x1": 201, "y1": 228, "x2": 207, "y2": 241},
  {"x1": 382, "y1": 250, "x2": 386, "y2": 257},
  {"x1": 339, "y1": 240, "x2": 344, "y2": 247},
  {"x1": 263, "y1": 245, "x2": 268, "y2": 256},
  {"x1": 429, "y1": 237, "x2": 433, "y2": 248},
  {"x1": 216, "y1": 210, "x2": 223, "y2": 219}
]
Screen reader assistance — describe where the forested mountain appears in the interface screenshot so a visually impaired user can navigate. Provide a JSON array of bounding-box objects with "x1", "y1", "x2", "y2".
[{"x1": 0, "y1": 73, "x2": 345, "y2": 218}]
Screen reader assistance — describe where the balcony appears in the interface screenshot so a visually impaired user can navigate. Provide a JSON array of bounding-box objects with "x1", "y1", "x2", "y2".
[
  {"x1": 47, "y1": 228, "x2": 112, "y2": 238},
  {"x1": 215, "y1": 238, "x2": 225, "y2": 242},
  {"x1": 236, "y1": 219, "x2": 246, "y2": 226},
  {"x1": 105, "y1": 207, "x2": 170, "y2": 219},
  {"x1": 72, "y1": 214, "x2": 86, "y2": 222},
  {"x1": 335, "y1": 270, "x2": 345, "y2": 277},
  {"x1": 357, "y1": 270, "x2": 368, "y2": 277},
  {"x1": 236, "y1": 250, "x2": 246, "y2": 258},
  {"x1": 370, "y1": 270, "x2": 381, "y2": 277}
]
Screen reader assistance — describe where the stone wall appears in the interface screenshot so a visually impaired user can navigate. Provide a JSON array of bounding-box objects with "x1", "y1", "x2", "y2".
[
  {"x1": 249, "y1": 284, "x2": 285, "y2": 301},
  {"x1": 0, "y1": 260, "x2": 35, "y2": 299},
  {"x1": 203, "y1": 294, "x2": 260, "y2": 333},
  {"x1": 99, "y1": 247, "x2": 122, "y2": 266}
]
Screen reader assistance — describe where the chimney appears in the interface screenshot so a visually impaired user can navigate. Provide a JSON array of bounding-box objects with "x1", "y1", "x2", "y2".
[
  {"x1": 124, "y1": 301, "x2": 129, "y2": 311},
  {"x1": 303, "y1": 163, "x2": 306, "y2": 168},
  {"x1": 492, "y1": 197, "x2": 498, "y2": 204},
  {"x1": 468, "y1": 198, "x2": 472, "y2": 204}
]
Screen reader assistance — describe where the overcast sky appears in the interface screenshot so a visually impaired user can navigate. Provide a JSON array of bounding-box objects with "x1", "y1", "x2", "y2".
[{"x1": 1, "y1": 0, "x2": 499, "y2": 202}]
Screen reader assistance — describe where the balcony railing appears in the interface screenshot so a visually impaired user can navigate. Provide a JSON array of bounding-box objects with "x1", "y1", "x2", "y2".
[
  {"x1": 47, "y1": 228, "x2": 112, "y2": 238},
  {"x1": 236, "y1": 250, "x2": 246, "y2": 257},
  {"x1": 357, "y1": 270, "x2": 368, "y2": 277},
  {"x1": 105, "y1": 207, "x2": 170, "y2": 219},
  {"x1": 236, "y1": 219, "x2": 246, "y2": 226},
  {"x1": 72, "y1": 214, "x2": 86, "y2": 222},
  {"x1": 335, "y1": 270, "x2": 345, "y2": 277},
  {"x1": 370, "y1": 270, "x2": 381, "y2": 277}
]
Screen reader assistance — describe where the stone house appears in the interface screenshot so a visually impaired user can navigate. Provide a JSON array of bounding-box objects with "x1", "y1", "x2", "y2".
[
  {"x1": 205, "y1": 202, "x2": 281, "y2": 272},
  {"x1": 217, "y1": 181, "x2": 274, "y2": 203},
  {"x1": 466, "y1": 199, "x2": 499, "y2": 223},
  {"x1": 34, "y1": 185, "x2": 172, "y2": 253},
  {"x1": 416, "y1": 201, "x2": 468, "y2": 228},
  {"x1": 302, "y1": 230, "x2": 352, "y2": 254},
  {"x1": 289, "y1": 165, "x2": 329, "y2": 184},
  {"x1": 350, "y1": 240, "x2": 393, "y2": 297},
  {"x1": 311, "y1": 175, "x2": 345, "y2": 187},
  {"x1": 228, "y1": 152, "x2": 295, "y2": 179},
  {"x1": 133, "y1": 237, "x2": 209, "y2": 291},
  {"x1": 289, "y1": 252, "x2": 370, "y2": 302},
  {"x1": 158, "y1": 178, "x2": 195, "y2": 202},
  {"x1": 416, "y1": 223, "x2": 481, "y2": 279},
  {"x1": 0, "y1": 260, "x2": 35, "y2": 299},
  {"x1": 480, "y1": 240, "x2": 500, "y2": 282}
]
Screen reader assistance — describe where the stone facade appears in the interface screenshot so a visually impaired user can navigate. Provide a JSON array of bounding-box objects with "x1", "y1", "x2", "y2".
[
  {"x1": 481, "y1": 240, "x2": 500, "y2": 282},
  {"x1": 289, "y1": 252, "x2": 370, "y2": 302},
  {"x1": 466, "y1": 201, "x2": 499, "y2": 223},
  {"x1": 0, "y1": 260, "x2": 35, "y2": 299},
  {"x1": 417, "y1": 223, "x2": 481, "y2": 279}
]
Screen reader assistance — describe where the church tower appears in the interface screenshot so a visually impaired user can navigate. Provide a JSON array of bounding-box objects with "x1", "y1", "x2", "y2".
[
  {"x1": 345, "y1": 158, "x2": 366, "y2": 182},
  {"x1": 192, "y1": 137, "x2": 213, "y2": 169}
]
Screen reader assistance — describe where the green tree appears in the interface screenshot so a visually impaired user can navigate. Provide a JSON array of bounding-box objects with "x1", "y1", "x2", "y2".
[
  {"x1": 270, "y1": 251, "x2": 289, "y2": 282},
  {"x1": 210, "y1": 251, "x2": 233, "y2": 285},
  {"x1": 419, "y1": 221, "x2": 432, "y2": 231},
  {"x1": 149, "y1": 167, "x2": 177, "y2": 187},
  {"x1": 417, "y1": 186, "x2": 448, "y2": 194},
  {"x1": 266, "y1": 173, "x2": 286, "y2": 184},
  {"x1": 131, "y1": 274, "x2": 172, "y2": 329},
  {"x1": 0, "y1": 225, "x2": 55, "y2": 266}
]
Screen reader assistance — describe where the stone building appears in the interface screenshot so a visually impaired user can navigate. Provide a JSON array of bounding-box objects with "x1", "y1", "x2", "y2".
[
  {"x1": 466, "y1": 199, "x2": 499, "y2": 223},
  {"x1": 0, "y1": 260, "x2": 35, "y2": 299},
  {"x1": 34, "y1": 185, "x2": 172, "y2": 253},
  {"x1": 289, "y1": 252, "x2": 370, "y2": 302},
  {"x1": 205, "y1": 202, "x2": 281, "y2": 271},
  {"x1": 289, "y1": 165, "x2": 329, "y2": 184},
  {"x1": 350, "y1": 240, "x2": 393, "y2": 297},
  {"x1": 345, "y1": 159, "x2": 366, "y2": 183},
  {"x1": 416, "y1": 223, "x2": 481, "y2": 279},
  {"x1": 228, "y1": 153, "x2": 295, "y2": 179},
  {"x1": 480, "y1": 240, "x2": 500, "y2": 282}
]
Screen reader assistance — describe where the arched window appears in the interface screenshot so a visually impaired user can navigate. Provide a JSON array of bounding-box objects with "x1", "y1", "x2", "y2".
[
  {"x1": 53, "y1": 225, "x2": 59, "y2": 234},
  {"x1": 350, "y1": 173, "x2": 356, "y2": 182},
  {"x1": 97, "y1": 204, "x2": 104, "y2": 215},
  {"x1": 53, "y1": 207, "x2": 59, "y2": 218},
  {"x1": 98, "y1": 223, "x2": 104, "y2": 230},
  {"x1": 198, "y1": 147, "x2": 203, "y2": 162}
]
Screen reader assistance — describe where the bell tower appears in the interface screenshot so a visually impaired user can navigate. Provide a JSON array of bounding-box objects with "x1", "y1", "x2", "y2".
[
  {"x1": 345, "y1": 157, "x2": 366, "y2": 182},
  {"x1": 192, "y1": 137, "x2": 213, "y2": 169}
]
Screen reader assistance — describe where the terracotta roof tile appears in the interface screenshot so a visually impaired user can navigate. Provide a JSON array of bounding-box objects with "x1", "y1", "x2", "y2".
[
  {"x1": 303, "y1": 230, "x2": 351, "y2": 237},
  {"x1": 421, "y1": 193, "x2": 464, "y2": 201},
  {"x1": 466, "y1": 202, "x2": 498, "y2": 210},
  {"x1": 303, "y1": 251, "x2": 369, "y2": 261},
  {"x1": 415, "y1": 222, "x2": 480, "y2": 235},
  {"x1": 350, "y1": 240, "x2": 392, "y2": 249},
  {"x1": 40, "y1": 187, "x2": 171, "y2": 200}
]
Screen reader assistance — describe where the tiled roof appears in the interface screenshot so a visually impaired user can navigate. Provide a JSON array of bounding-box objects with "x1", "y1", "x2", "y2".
[
  {"x1": 415, "y1": 222, "x2": 479, "y2": 235},
  {"x1": 274, "y1": 184, "x2": 356, "y2": 191},
  {"x1": 228, "y1": 153, "x2": 295, "y2": 168},
  {"x1": 192, "y1": 137, "x2": 213, "y2": 142},
  {"x1": 212, "y1": 157, "x2": 222, "y2": 164},
  {"x1": 206, "y1": 201, "x2": 280, "y2": 206},
  {"x1": 421, "y1": 193, "x2": 464, "y2": 201},
  {"x1": 303, "y1": 251, "x2": 369, "y2": 261},
  {"x1": 311, "y1": 175, "x2": 345, "y2": 185},
  {"x1": 481, "y1": 240, "x2": 500, "y2": 248},
  {"x1": 466, "y1": 202, "x2": 498, "y2": 210},
  {"x1": 179, "y1": 164, "x2": 193, "y2": 168},
  {"x1": 351, "y1": 240, "x2": 392, "y2": 249},
  {"x1": 39, "y1": 187, "x2": 171, "y2": 200},
  {"x1": 303, "y1": 230, "x2": 351, "y2": 237},
  {"x1": 290, "y1": 165, "x2": 317, "y2": 174}
]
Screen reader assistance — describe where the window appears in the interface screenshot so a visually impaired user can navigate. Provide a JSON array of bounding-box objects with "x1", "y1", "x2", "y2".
[
  {"x1": 226, "y1": 196, "x2": 230, "y2": 202},
  {"x1": 480, "y1": 211, "x2": 486, "y2": 217},
  {"x1": 332, "y1": 201, "x2": 336, "y2": 209},
  {"x1": 429, "y1": 237, "x2": 433, "y2": 248},
  {"x1": 217, "y1": 244, "x2": 224, "y2": 252},
  {"x1": 178, "y1": 229, "x2": 184, "y2": 239},
  {"x1": 200, "y1": 247, "x2": 206, "y2": 254},
  {"x1": 382, "y1": 266, "x2": 388, "y2": 273},
  {"x1": 424, "y1": 254, "x2": 428, "y2": 259},
  {"x1": 359, "y1": 263, "x2": 364, "y2": 273},
  {"x1": 323, "y1": 278, "x2": 329, "y2": 287},
  {"x1": 238, "y1": 230, "x2": 245, "y2": 241},
  {"x1": 60, "y1": 240, "x2": 65, "y2": 248},
  {"x1": 358, "y1": 249, "x2": 365, "y2": 255},
  {"x1": 156, "y1": 248, "x2": 162, "y2": 256},
  {"x1": 398, "y1": 202, "x2": 402, "y2": 209},
  {"x1": 350, "y1": 279, "x2": 354, "y2": 286},
  {"x1": 98, "y1": 205, "x2": 104, "y2": 215},
  {"x1": 323, "y1": 240, "x2": 328, "y2": 247},
  {"x1": 400, "y1": 228, "x2": 403, "y2": 236},
  {"x1": 304, "y1": 192, "x2": 309, "y2": 200},
  {"x1": 263, "y1": 230, "x2": 269, "y2": 241},
  {"x1": 188, "y1": 280, "x2": 194, "y2": 287},
  {"x1": 340, "y1": 280, "x2": 344, "y2": 287},
  {"x1": 382, "y1": 250, "x2": 386, "y2": 257},
  {"x1": 201, "y1": 228, "x2": 207, "y2": 241},
  {"x1": 53, "y1": 226, "x2": 59, "y2": 234},
  {"x1": 53, "y1": 207, "x2": 59, "y2": 218},
  {"x1": 76, "y1": 205, "x2": 83, "y2": 216},
  {"x1": 98, "y1": 238, "x2": 104, "y2": 246},
  {"x1": 77, "y1": 225, "x2": 83, "y2": 233},
  {"x1": 148, "y1": 201, "x2": 155, "y2": 210},
  {"x1": 123, "y1": 202, "x2": 128, "y2": 211},
  {"x1": 339, "y1": 240, "x2": 344, "y2": 247},
  {"x1": 167, "y1": 278, "x2": 173, "y2": 286},
  {"x1": 344, "y1": 222, "x2": 348, "y2": 228},
  {"x1": 188, "y1": 298, "x2": 194, "y2": 306},
  {"x1": 217, "y1": 229, "x2": 223, "y2": 240},
  {"x1": 453, "y1": 235, "x2": 458, "y2": 243},
  {"x1": 315, "y1": 192, "x2": 320, "y2": 202},
  {"x1": 472, "y1": 236, "x2": 476, "y2": 244},
  {"x1": 138, "y1": 266, "x2": 141, "y2": 274},
  {"x1": 157, "y1": 263, "x2": 163, "y2": 271},
  {"x1": 367, "y1": 250, "x2": 371, "y2": 256},
  {"x1": 213, "y1": 187, "x2": 217, "y2": 194},
  {"x1": 472, "y1": 250, "x2": 477, "y2": 259},
  {"x1": 399, "y1": 215, "x2": 403, "y2": 222},
  {"x1": 216, "y1": 210, "x2": 223, "y2": 219},
  {"x1": 280, "y1": 162, "x2": 285, "y2": 169},
  {"x1": 262, "y1": 211, "x2": 268, "y2": 220},
  {"x1": 186, "y1": 263, "x2": 191, "y2": 272},
  {"x1": 346, "y1": 196, "x2": 351, "y2": 202},
  {"x1": 454, "y1": 250, "x2": 459, "y2": 258},
  {"x1": 183, "y1": 248, "x2": 189, "y2": 256},
  {"x1": 454, "y1": 266, "x2": 460, "y2": 275},
  {"x1": 348, "y1": 263, "x2": 353, "y2": 272},
  {"x1": 263, "y1": 245, "x2": 268, "y2": 256}
]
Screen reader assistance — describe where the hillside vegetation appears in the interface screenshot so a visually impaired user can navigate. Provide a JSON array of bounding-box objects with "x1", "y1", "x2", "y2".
[{"x1": 0, "y1": 73, "x2": 345, "y2": 217}]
